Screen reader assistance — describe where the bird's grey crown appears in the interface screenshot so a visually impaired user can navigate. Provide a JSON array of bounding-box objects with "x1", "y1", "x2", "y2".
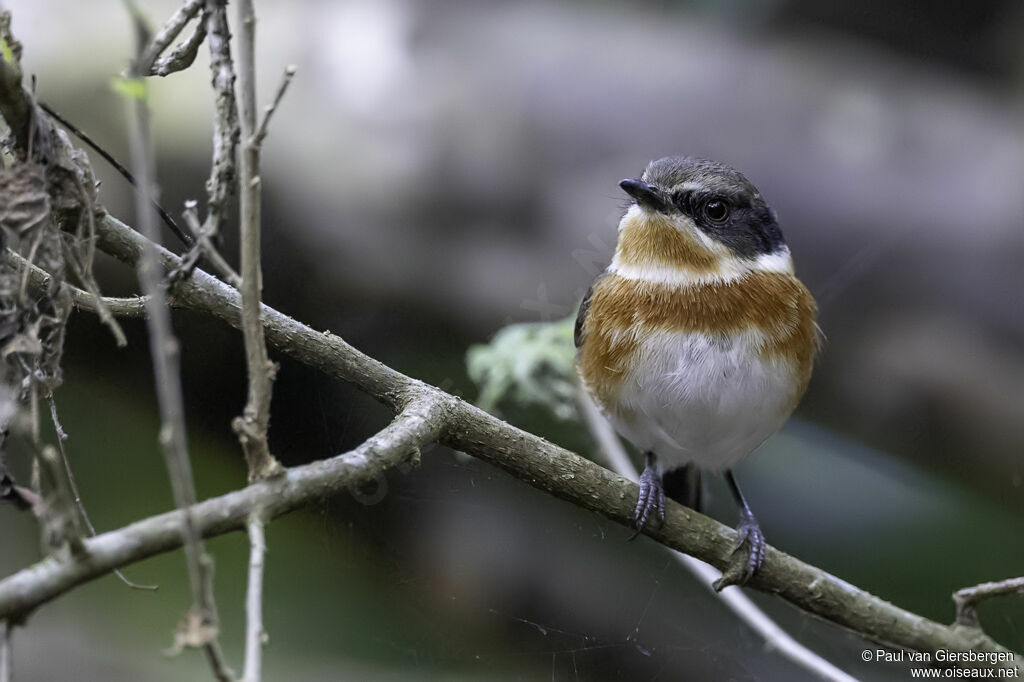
[{"x1": 641, "y1": 156, "x2": 760, "y2": 198}]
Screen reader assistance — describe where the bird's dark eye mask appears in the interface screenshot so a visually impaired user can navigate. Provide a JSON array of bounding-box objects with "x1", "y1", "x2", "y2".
[{"x1": 670, "y1": 189, "x2": 749, "y2": 218}]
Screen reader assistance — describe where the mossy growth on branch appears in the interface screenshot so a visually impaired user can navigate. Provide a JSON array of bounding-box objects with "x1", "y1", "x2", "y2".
[{"x1": 466, "y1": 316, "x2": 578, "y2": 422}]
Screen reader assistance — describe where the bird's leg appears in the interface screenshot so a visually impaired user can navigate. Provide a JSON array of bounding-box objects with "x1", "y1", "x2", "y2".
[
  {"x1": 629, "y1": 451, "x2": 665, "y2": 539},
  {"x1": 712, "y1": 470, "x2": 765, "y2": 591},
  {"x1": 662, "y1": 463, "x2": 702, "y2": 513}
]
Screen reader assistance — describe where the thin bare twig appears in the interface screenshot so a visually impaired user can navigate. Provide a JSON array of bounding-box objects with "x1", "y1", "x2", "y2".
[
  {"x1": 10, "y1": 247, "x2": 149, "y2": 319},
  {"x1": 47, "y1": 395, "x2": 157, "y2": 591},
  {"x1": 70, "y1": 289, "x2": 148, "y2": 318},
  {"x1": 61, "y1": 240, "x2": 129, "y2": 346},
  {"x1": 578, "y1": 392, "x2": 858, "y2": 682},
  {"x1": 0, "y1": 620, "x2": 10, "y2": 682},
  {"x1": 38, "y1": 101, "x2": 192, "y2": 248},
  {"x1": 0, "y1": 474, "x2": 38, "y2": 512},
  {"x1": 170, "y1": 0, "x2": 238, "y2": 285},
  {"x1": 202, "y1": 0, "x2": 238, "y2": 241},
  {"x1": 253, "y1": 66, "x2": 296, "y2": 148},
  {"x1": 125, "y1": 16, "x2": 230, "y2": 678},
  {"x1": 174, "y1": 200, "x2": 239, "y2": 288},
  {"x1": 0, "y1": 424, "x2": 36, "y2": 513},
  {"x1": 65, "y1": 171, "x2": 128, "y2": 347},
  {"x1": 954, "y1": 577, "x2": 1024, "y2": 629},
  {"x1": 135, "y1": 0, "x2": 204, "y2": 75},
  {"x1": 233, "y1": 0, "x2": 283, "y2": 481},
  {"x1": 202, "y1": 646, "x2": 234, "y2": 682},
  {"x1": 242, "y1": 514, "x2": 267, "y2": 682},
  {"x1": 195, "y1": 552, "x2": 233, "y2": 682},
  {"x1": 233, "y1": 7, "x2": 282, "y2": 674},
  {"x1": 151, "y1": 16, "x2": 207, "y2": 78},
  {"x1": 34, "y1": 443, "x2": 84, "y2": 555}
]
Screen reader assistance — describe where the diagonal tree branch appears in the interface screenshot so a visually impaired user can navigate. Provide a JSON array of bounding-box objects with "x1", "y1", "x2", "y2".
[
  {"x1": 21, "y1": 210, "x2": 1008, "y2": 670},
  {"x1": 0, "y1": 398, "x2": 445, "y2": 619}
]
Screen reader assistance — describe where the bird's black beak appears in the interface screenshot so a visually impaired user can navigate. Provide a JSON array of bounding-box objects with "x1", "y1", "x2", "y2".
[{"x1": 619, "y1": 179, "x2": 668, "y2": 212}]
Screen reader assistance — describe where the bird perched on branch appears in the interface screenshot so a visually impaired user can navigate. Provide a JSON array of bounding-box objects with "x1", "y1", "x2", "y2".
[{"x1": 575, "y1": 157, "x2": 819, "y2": 589}]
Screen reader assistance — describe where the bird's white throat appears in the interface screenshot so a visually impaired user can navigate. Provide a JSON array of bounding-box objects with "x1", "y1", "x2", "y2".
[{"x1": 608, "y1": 204, "x2": 794, "y2": 288}]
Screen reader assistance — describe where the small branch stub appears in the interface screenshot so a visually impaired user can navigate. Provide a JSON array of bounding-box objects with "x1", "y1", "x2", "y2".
[
  {"x1": 252, "y1": 65, "x2": 296, "y2": 148},
  {"x1": 954, "y1": 577, "x2": 1024, "y2": 629},
  {"x1": 232, "y1": 413, "x2": 284, "y2": 483}
]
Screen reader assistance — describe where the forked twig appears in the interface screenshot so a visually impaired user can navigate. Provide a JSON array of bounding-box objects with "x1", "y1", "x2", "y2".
[
  {"x1": 135, "y1": 0, "x2": 204, "y2": 75},
  {"x1": 151, "y1": 14, "x2": 207, "y2": 78},
  {"x1": 172, "y1": 200, "x2": 239, "y2": 288}
]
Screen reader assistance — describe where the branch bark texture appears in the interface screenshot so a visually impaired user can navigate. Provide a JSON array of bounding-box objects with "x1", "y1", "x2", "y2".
[
  {"x1": 0, "y1": 398, "x2": 444, "y2": 618},
  {"x1": 3, "y1": 211, "x2": 1003, "y2": 667},
  {"x1": 201, "y1": 0, "x2": 238, "y2": 238}
]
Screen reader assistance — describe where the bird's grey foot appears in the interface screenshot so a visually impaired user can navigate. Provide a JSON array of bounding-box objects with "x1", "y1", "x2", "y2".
[
  {"x1": 713, "y1": 470, "x2": 766, "y2": 590},
  {"x1": 713, "y1": 507, "x2": 765, "y2": 591},
  {"x1": 629, "y1": 452, "x2": 664, "y2": 539}
]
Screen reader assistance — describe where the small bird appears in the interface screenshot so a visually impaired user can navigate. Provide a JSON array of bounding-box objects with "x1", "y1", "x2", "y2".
[{"x1": 575, "y1": 156, "x2": 819, "y2": 589}]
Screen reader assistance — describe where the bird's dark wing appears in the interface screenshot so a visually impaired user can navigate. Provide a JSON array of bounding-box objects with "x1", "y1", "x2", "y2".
[{"x1": 574, "y1": 280, "x2": 598, "y2": 348}]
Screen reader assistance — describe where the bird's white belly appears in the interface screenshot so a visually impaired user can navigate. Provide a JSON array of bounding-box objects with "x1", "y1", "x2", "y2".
[{"x1": 606, "y1": 329, "x2": 798, "y2": 471}]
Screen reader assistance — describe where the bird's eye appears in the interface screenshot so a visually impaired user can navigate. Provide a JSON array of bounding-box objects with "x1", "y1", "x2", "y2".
[{"x1": 704, "y1": 200, "x2": 730, "y2": 222}]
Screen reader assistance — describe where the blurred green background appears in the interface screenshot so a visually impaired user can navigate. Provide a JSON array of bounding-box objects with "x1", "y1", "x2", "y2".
[{"x1": 1, "y1": 0, "x2": 1022, "y2": 680}]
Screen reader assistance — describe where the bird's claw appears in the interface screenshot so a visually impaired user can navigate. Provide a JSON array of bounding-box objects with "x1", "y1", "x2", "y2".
[
  {"x1": 712, "y1": 510, "x2": 765, "y2": 591},
  {"x1": 629, "y1": 463, "x2": 665, "y2": 540}
]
